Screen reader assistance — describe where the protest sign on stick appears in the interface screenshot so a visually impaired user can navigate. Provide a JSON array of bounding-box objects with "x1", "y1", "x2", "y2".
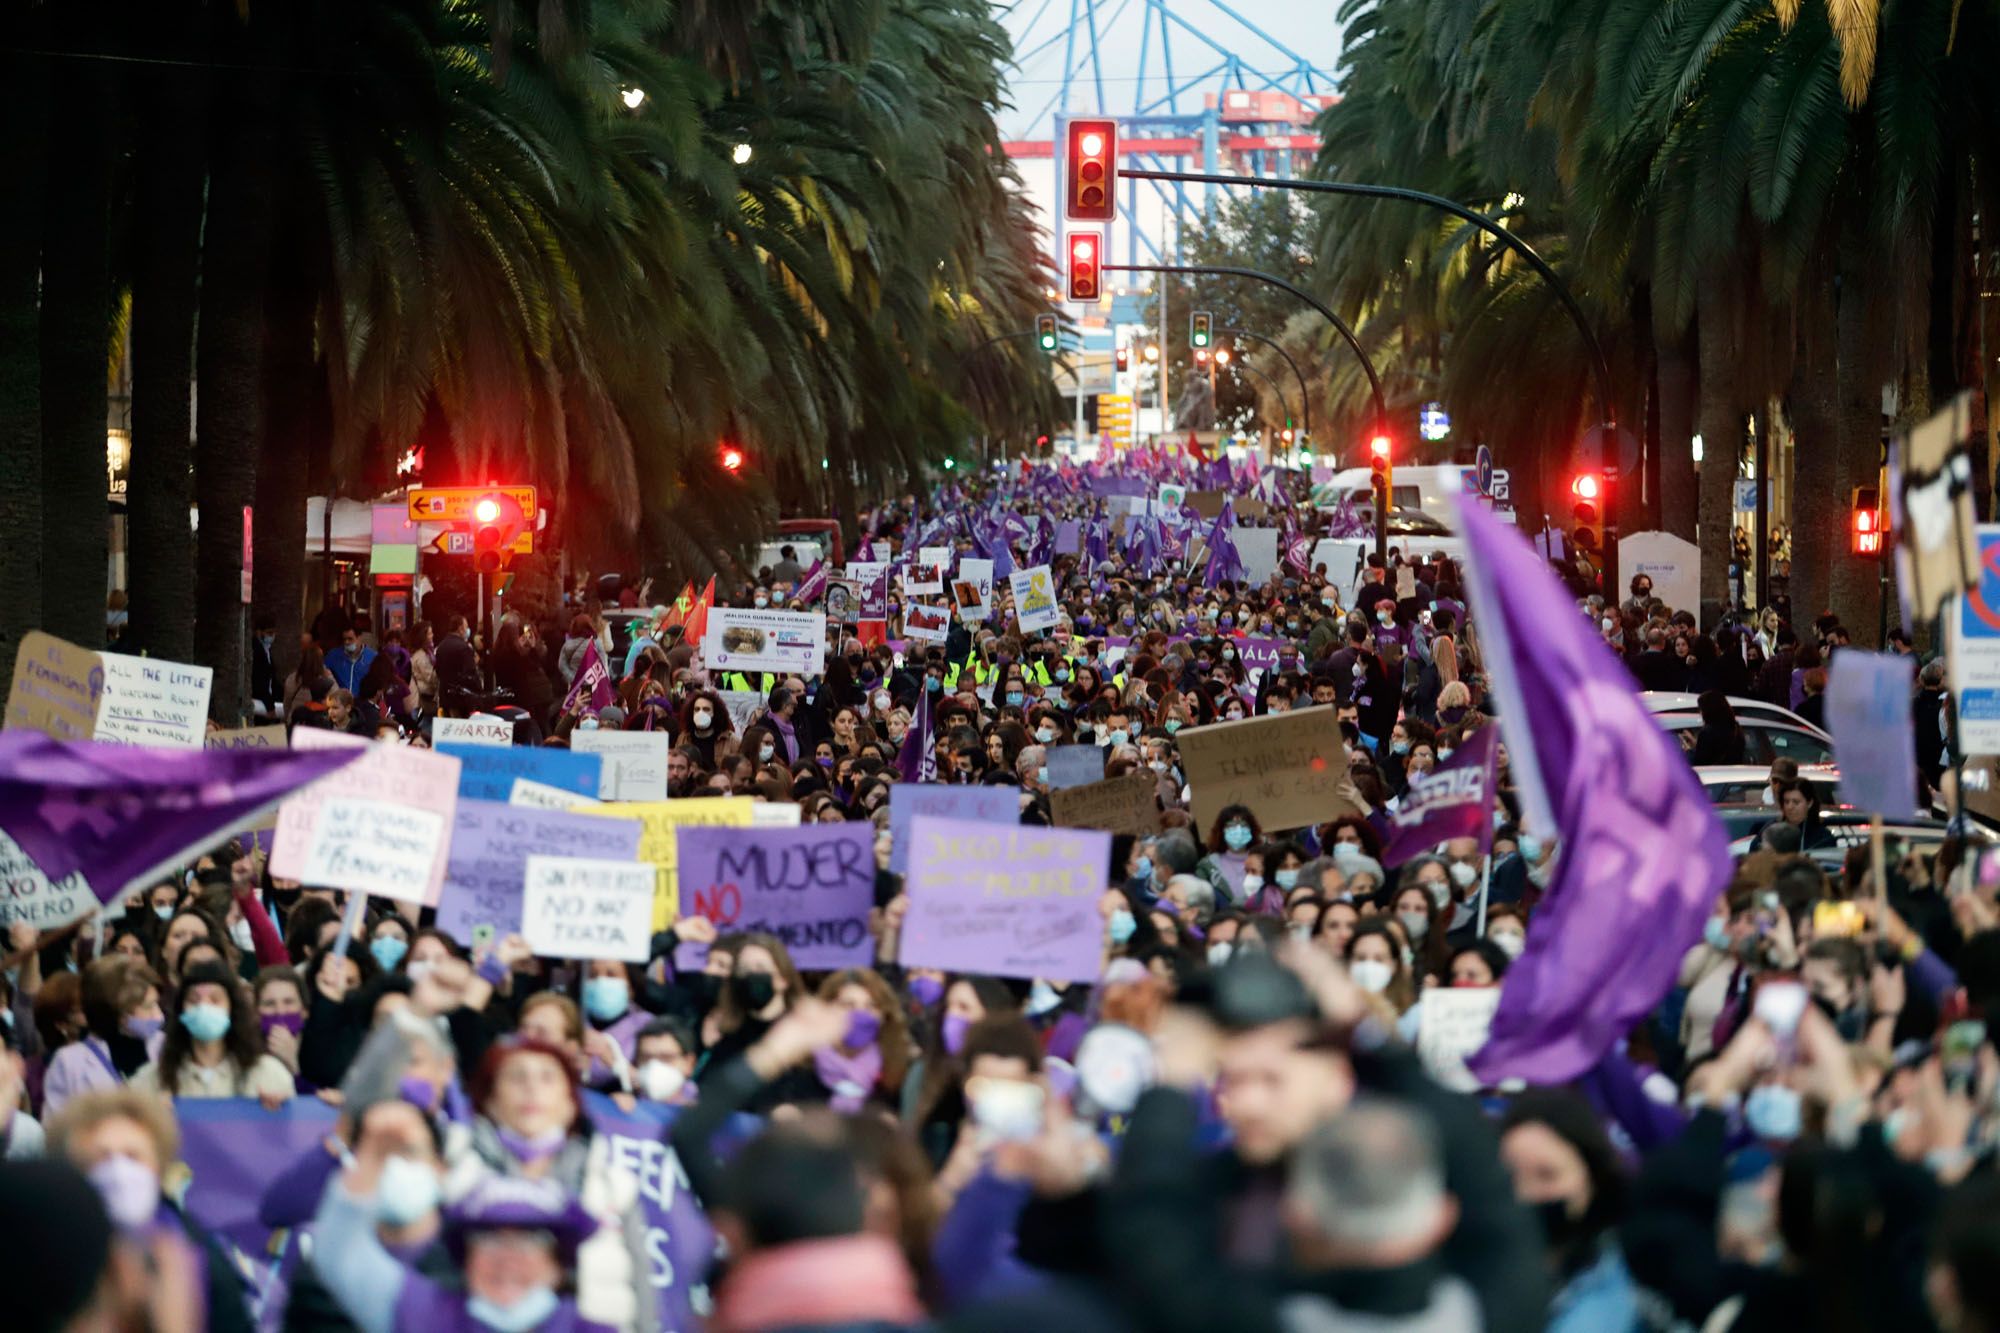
[
  {"x1": 432, "y1": 716, "x2": 515, "y2": 748},
  {"x1": 522, "y1": 856, "x2": 657, "y2": 962},
  {"x1": 1175, "y1": 706, "x2": 1362, "y2": 832},
  {"x1": 572, "y1": 730, "x2": 671, "y2": 801},
  {"x1": 578, "y1": 798, "x2": 757, "y2": 929},
  {"x1": 300, "y1": 798, "x2": 448, "y2": 902},
  {"x1": 442, "y1": 743, "x2": 603, "y2": 803},
  {"x1": 271, "y1": 734, "x2": 460, "y2": 903}
]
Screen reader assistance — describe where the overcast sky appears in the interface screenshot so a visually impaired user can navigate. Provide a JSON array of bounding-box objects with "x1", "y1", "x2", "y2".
[{"x1": 994, "y1": 0, "x2": 1345, "y2": 140}]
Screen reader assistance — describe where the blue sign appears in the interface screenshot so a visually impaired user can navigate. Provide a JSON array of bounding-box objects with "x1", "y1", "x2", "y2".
[
  {"x1": 436, "y1": 742, "x2": 603, "y2": 802},
  {"x1": 1475, "y1": 444, "x2": 1493, "y2": 496},
  {"x1": 1960, "y1": 530, "x2": 2000, "y2": 639},
  {"x1": 1419, "y1": 402, "x2": 1452, "y2": 442}
]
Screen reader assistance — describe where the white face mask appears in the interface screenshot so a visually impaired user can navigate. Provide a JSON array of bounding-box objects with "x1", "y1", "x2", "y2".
[
  {"x1": 229, "y1": 918, "x2": 254, "y2": 952},
  {"x1": 638, "y1": 1060, "x2": 686, "y2": 1103},
  {"x1": 1207, "y1": 941, "x2": 1234, "y2": 967},
  {"x1": 1349, "y1": 959, "x2": 1394, "y2": 994},
  {"x1": 1490, "y1": 930, "x2": 1525, "y2": 958},
  {"x1": 692, "y1": 709, "x2": 713, "y2": 727},
  {"x1": 1448, "y1": 861, "x2": 1479, "y2": 888},
  {"x1": 758, "y1": 743, "x2": 775, "y2": 762}
]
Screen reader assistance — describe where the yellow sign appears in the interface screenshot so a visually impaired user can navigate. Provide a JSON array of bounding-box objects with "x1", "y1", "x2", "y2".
[
  {"x1": 3, "y1": 631, "x2": 101, "y2": 741},
  {"x1": 576, "y1": 798, "x2": 756, "y2": 929},
  {"x1": 407, "y1": 486, "x2": 539, "y2": 523}
]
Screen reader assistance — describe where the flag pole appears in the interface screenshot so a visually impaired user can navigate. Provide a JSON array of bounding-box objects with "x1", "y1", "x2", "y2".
[{"x1": 1476, "y1": 853, "x2": 1493, "y2": 938}]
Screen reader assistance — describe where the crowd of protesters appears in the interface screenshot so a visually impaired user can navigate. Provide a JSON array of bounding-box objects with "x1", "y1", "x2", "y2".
[{"x1": 5, "y1": 461, "x2": 1999, "y2": 1333}]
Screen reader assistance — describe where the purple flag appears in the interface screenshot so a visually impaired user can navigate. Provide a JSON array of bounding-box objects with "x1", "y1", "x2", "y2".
[
  {"x1": 1455, "y1": 501, "x2": 1731, "y2": 1085},
  {"x1": 1378, "y1": 727, "x2": 1499, "y2": 866},
  {"x1": 561, "y1": 638, "x2": 616, "y2": 714},
  {"x1": 0, "y1": 731, "x2": 363, "y2": 905},
  {"x1": 1282, "y1": 524, "x2": 1314, "y2": 578},
  {"x1": 1202, "y1": 500, "x2": 1246, "y2": 587},
  {"x1": 794, "y1": 558, "x2": 829, "y2": 604},
  {"x1": 897, "y1": 687, "x2": 937, "y2": 784}
]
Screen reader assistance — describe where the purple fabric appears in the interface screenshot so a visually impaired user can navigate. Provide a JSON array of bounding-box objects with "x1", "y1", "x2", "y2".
[
  {"x1": 795, "y1": 558, "x2": 829, "y2": 603},
  {"x1": 1456, "y1": 500, "x2": 1732, "y2": 1085},
  {"x1": 179, "y1": 1098, "x2": 342, "y2": 1256},
  {"x1": 1378, "y1": 727, "x2": 1499, "y2": 866},
  {"x1": 395, "y1": 1274, "x2": 613, "y2": 1333},
  {"x1": 897, "y1": 689, "x2": 937, "y2": 783},
  {"x1": 561, "y1": 638, "x2": 616, "y2": 713},
  {"x1": 0, "y1": 732, "x2": 362, "y2": 905},
  {"x1": 932, "y1": 1170, "x2": 1039, "y2": 1308}
]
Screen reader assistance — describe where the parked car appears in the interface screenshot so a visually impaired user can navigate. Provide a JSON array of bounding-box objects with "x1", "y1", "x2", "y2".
[
  {"x1": 1695, "y1": 763, "x2": 1841, "y2": 807},
  {"x1": 1640, "y1": 692, "x2": 1830, "y2": 739},
  {"x1": 1655, "y1": 714, "x2": 1836, "y2": 766}
]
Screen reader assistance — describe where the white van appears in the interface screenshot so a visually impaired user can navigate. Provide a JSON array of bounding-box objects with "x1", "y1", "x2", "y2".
[{"x1": 1310, "y1": 464, "x2": 1484, "y2": 527}]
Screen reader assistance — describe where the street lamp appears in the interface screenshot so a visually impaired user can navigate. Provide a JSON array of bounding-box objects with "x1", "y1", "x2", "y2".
[
  {"x1": 1214, "y1": 348, "x2": 1231, "y2": 366},
  {"x1": 733, "y1": 143, "x2": 753, "y2": 164},
  {"x1": 1142, "y1": 344, "x2": 1160, "y2": 362},
  {"x1": 621, "y1": 88, "x2": 646, "y2": 109}
]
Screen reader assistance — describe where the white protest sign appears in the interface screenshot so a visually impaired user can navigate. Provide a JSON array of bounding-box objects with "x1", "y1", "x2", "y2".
[
  {"x1": 573, "y1": 729, "x2": 671, "y2": 801},
  {"x1": 94, "y1": 652, "x2": 213, "y2": 748},
  {"x1": 300, "y1": 797, "x2": 448, "y2": 903},
  {"x1": 719, "y1": 690, "x2": 764, "y2": 735},
  {"x1": 1236, "y1": 528, "x2": 1279, "y2": 585},
  {"x1": 902, "y1": 562, "x2": 945, "y2": 596},
  {"x1": 954, "y1": 559, "x2": 994, "y2": 620},
  {"x1": 903, "y1": 602, "x2": 951, "y2": 643},
  {"x1": 751, "y1": 802, "x2": 803, "y2": 828},
  {"x1": 432, "y1": 715, "x2": 516, "y2": 748},
  {"x1": 1620, "y1": 531, "x2": 1700, "y2": 616},
  {"x1": 521, "y1": 855, "x2": 656, "y2": 962},
  {"x1": 703, "y1": 608, "x2": 828, "y2": 675},
  {"x1": 1826, "y1": 651, "x2": 1918, "y2": 819},
  {"x1": 1417, "y1": 987, "x2": 1501, "y2": 1093},
  {"x1": 0, "y1": 829, "x2": 99, "y2": 932},
  {"x1": 270, "y1": 732, "x2": 461, "y2": 903},
  {"x1": 511, "y1": 777, "x2": 603, "y2": 811},
  {"x1": 920, "y1": 546, "x2": 953, "y2": 572},
  {"x1": 1009, "y1": 565, "x2": 1060, "y2": 633}
]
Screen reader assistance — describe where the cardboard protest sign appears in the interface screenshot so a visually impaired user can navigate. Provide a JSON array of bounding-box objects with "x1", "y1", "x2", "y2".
[
  {"x1": 1175, "y1": 705, "x2": 1363, "y2": 832},
  {"x1": 674, "y1": 824, "x2": 875, "y2": 971},
  {"x1": 510, "y1": 777, "x2": 603, "y2": 810},
  {"x1": 432, "y1": 716, "x2": 515, "y2": 747},
  {"x1": 750, "y1": 802, "x2": 802, "y2": 828},
  {"x1": 903, "y1": 602, "x2": 951, "y2": 643},
  {"x1": 1417, "y1": 987, "x2": 1501, "y2": 1093},
  {"x1": 1187, "y1": 489, "x2": 1225, "y2": 519},
  {"x1": 441, "y1": 742, "x2": 604, "y2": 803},
  {"x1": 1826, "y1": 652, "x2": 1919, "y2": 819},
  {"x1": 437, "y1": 800, "x2": 643, "y2": 946},
  {"x1": 1009, "y1": 565, "x2": 1060, "y2": 633},
  {"x1": 1893, "y1": 391, "x2": 1980, "y2": 625},
  {"x1": 1045, "y1": 743, "x2": 1106, "y2": 791},
  {"x1": 300, "y1": 797, "x2": 449, "y2": 902},
  {"x1": 0, "y1": 828, "x2": 98, "y2": 932},
  {"x1": 1396, "y1": 565, "x2": 1417, "y2": 599},
  {"x1": 205, "y1": 726, "x2": 286, "y2": 751},
  {"x1": 3, "y1": 630, "x2": 102, "y2": 740},
  {"x1": 578, "y1": 797, "x2": 757, "y2": 929},
  {"x1": 887, "y1": 783, "x2": 1019, "y2": 875},
  {"x1": 573, "y1": 730, "x2": 671, "y2": 801},
  {"x1": 704, "y1": 608, "x2": 827, "y2": 675},
  {"x1": 899, "y1": 817, "x2": 1110, "y2": 983},
  {"x1": 521, "y1": 856, "x2": 656, "y2": 962},
  {"x1": 271, "y1": 733, "x2": 460, "y2": 903},
  {"x1": 1050, "y1": 770, "x2": 1162, "y2": 837},
  {"x1": 94, "y1": 651, "x2": 214, "y2": 749}
]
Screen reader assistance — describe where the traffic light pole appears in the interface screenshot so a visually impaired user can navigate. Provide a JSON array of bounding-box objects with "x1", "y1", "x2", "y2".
[{"x1": 1222, "y1": 327, "x2": 1311, "y2": 441}]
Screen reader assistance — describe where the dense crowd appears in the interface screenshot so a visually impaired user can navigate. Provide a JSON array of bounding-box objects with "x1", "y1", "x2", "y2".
[{"x1": 6, "y1": 461, "x2": 1998, "y2": 1333}]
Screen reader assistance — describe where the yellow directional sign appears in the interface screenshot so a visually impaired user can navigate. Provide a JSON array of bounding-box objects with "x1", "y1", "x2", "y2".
[
  {"x1": 407, "y1": 485, "x2": 538, "y2": 523},
  {"x1": 429, "y1": 530, "x2": 532, "y2": 556}
]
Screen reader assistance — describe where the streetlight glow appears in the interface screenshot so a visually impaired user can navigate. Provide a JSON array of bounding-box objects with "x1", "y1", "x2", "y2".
[
  {"x1": 621, "y1": 87, "x2": 646, "y2": 109},
  {"x1": 733, "y1": 143, "x2": 753, "y2": 164},
  {"x1": 1214, "y1": 348, "x2": 1231, "y2": 365},
  {"x1": 1143, "y1": 344, "x2": 1160, "y2": 362}
]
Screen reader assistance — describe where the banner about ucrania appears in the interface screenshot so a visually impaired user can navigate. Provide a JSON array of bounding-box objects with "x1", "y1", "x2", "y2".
[{"x1": 702, "y1": 608, "x2": 827, "y2": 675}]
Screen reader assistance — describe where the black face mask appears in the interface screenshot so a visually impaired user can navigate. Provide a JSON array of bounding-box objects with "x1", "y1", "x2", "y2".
[
  {"x1": 690, "y1": 973, "x2": 724, "y2": 1008},
  {"x1": 731, "y1": 972, "x2": 777, "y2": 1014},
  {"x1": 1533, "y1": 1198, "x2": 1590, "y2": 1252}
]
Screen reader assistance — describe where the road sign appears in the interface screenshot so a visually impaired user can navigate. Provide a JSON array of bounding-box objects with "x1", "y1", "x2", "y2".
[
  {"x1": 1475, "y1": 444, "x2": 1493, "y2": 496},
  {"x1": 428, "y1": 530, "x2": 531, "y2": 556},
  {"x1": 407, "y1": 486, "x2": 538, "y2": 523},
  {"x1": 1949, "y1": 525, "x2": 2000, "y2": 756}
]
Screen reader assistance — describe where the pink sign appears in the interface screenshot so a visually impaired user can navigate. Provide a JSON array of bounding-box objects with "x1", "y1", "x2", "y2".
[{"x1": 270, "y1": 731, "x2": 461, "y2": 903}]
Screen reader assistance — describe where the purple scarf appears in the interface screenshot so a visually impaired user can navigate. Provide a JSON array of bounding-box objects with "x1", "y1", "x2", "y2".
[
  {"x1": 812, "y1": 1044, "x2": 884, "y2": 1113},
  {"x1": 768, "y1": 711, "x2": 799, "y2": 761}
]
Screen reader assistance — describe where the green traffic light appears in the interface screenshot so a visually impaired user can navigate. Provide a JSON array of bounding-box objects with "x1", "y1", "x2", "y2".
[{"x1": 943, "y1": 458, "x2": 956, "y2": 471}]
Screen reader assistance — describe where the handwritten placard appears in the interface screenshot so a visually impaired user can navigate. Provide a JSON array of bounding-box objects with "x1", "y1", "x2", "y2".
[
  {"x1": 899, "y1": 817, "x2": 1110, "y2": 982},
  {"x1": 573, "y1": 730, "x2": 672, "y2": 801},
  {"x1": 0, "y1": 829, "x2": 98, "y2": 931},
  {"x1": 439, "y1": 742, "x2": 603, "y2": 803},
  {"x1": 300, "y1": 797, "x2": 448, "y2": 903},
  {"x1": 271, "y1": 733, "x2": 460, "y2": 903},
  {"x1": 674, "y1": 824, "x2": 875, "y2": 971},
  {"x1": 2, "y1": 630, "x2": 101, "y2": 740},
  {"x1": 1045, "y1": 743, "x2": 1107, "y2": 791},
  {"x1": 577, "y1": 798, "x2": 757, "y2": 929},
  {"x1": 436, "y1": 801, "x2": 643, "y2": 946},
  {"x1": 511, "y1": 777, "x2": 602, "y2": 811},
  {"x1": 95, "y1": 651, "x2": 213, "y2": 749},
  {"x1": 432, "y1": 716, "x2": 516, "y2": 748},
  {"x1": 886, "y1": 783, "x2": 1019, "y2": 875},
  {"x1": 1416, "y1": 987, "x2": 1502, "y2": 1093},
  {"x1": 1175, "y1": 705, "x2": 1363, "y2": 832},
  {"x1": 205, "y1": 726, "x2": 287, "y2": 751},
  {"x1": 521, "y1": 856, "x2": 656, "y2": 962},
  {"x1": 1050, "y1": 770, "x2": 1162, "y2": 837}
]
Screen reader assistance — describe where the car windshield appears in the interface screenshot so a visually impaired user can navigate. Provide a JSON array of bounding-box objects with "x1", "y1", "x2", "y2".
[{"x1": 1384, "y1": 511, "x2": 1449, "y2": 536}]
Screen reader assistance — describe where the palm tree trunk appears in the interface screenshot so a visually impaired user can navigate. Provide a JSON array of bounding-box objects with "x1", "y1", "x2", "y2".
[
  {"x1": 1695, "y1": 283, "x2": 1743, "y2": 621},
  {"x1": 126, "y1": 12, "x2": 208, "y2": 663},
  {"x1": 1657, "y1": 327, "x2": 1699, "y2": 541},
  {"x1": 194, "y1": 21, "x2": 280, "y2": 722},
  {"x1": 1788, "y1": 274, "x2": 1841, "y2": 629},
  {"x1": 38, "y1": 24, "x2": 117, "y2": 651},
  {"x1": 254, "y1": 220, "x2": 319, "y2": 687},
  {"x1": 0, "y1": 37, "x2": 49, "y2": 687},
  {"x1": 1830, "y1": 231, "x2": 1886, "y2": 643}
]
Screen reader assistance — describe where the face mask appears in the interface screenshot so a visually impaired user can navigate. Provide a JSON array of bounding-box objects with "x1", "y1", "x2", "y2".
[
  {"x1": 124, "y1": 1015, "x2": 164, "y2": 1041},
  {"x1": 872, "y1": 693, "x2": 891, "y2": 712},
  {"x1": 1241, "y1": 873, "x2": 1265, "y2": 895},
  {"x1": 229, "y1": 918, "x2": 254, "y2": 952},
  {"x1": 1349, "y1": 959, "x2": 1394, "y2": 994},
  {"x1": 1377, "y1": 611, "x2": 1394, "y2": 625},
  {"x1": 692, "y1": 709, "x2": 714, "y2": 728},
  {"x1": 731, "y1": 972, "x2": 777, "y2": 1013},
  {"x1": 758, "y1": 743, "x2": 775, "y2": 762},
  {"x1": 1703, "y1": 918, "x2": 1731, "y2": 952},
  {"x1": 1005, "y1": 690, "x2": 1024, "y2": 707},
  {"x1": 346, "y1": 644, "x2": 362, "y2": 657},
  {"x1": 927, "y1": 677, "x2": 942, "y2": 694},
  {"x1": 942, "y1": 1012, "x2": 973, "y2": 1056},
  {"x1": 1331, "y1": 843, "x2": 1362, "y2": 867},
  {"x1": 1055, "y1": 668, "x2": 1071, "y2": 683},
  {"x1": 1424, "y1": 880, "x2": 1451, "y2": 910},
  {"x1": 583, "y1": 976, "x2": 631, "y2": 1023},
  {"x1": 1208, "y1": 941, "x2": 1234, "y2": 967},
  {"x1": 1164, "y1": 718, "x2": 1182, "y2": 734},
  {"x1": 1398, "y1": 911, "x2": 1430, "y2": 943},
  {"x1": 495, "y1": 1123, "x2": 567, "y2": 1163},
  {"x1": 1437, "y1": 746, "x2": 1455, "y2": 761},
  {"x1": 260, "y1": 634, "x2": 275, "y2": 648},
  {"x1": 89, "y1": 1155, "x2": 161, "y2": 1231},
  {"x1": 1223, "y1": 823, "x2": 1253, "y2": 851},
  {"x1": 466, "y1": 1288, "x2": 561, "y2": 1333},
  {"x1": 970, "y1": 1079, "x2": 1046, "y2": 1141},
  {"x1": 1133, "y1": 855, "x2": 1153, "y2": 882},
  {"x1": 369, "y1": 936, "x2": 408, "y2": 972},
  {"x1": 1517, "y1": 833, "x2": 1544, "y2": 863},
  {"x1": 1036, "y1": 765, "x2": 1048, "y2": 784},
  {"x1": 1108, "y1": 728, "x2": 1130, "y2": 747},
  {"x1": 845, "y1": 1009, "x2": 882, "y2": 1047},
  {"x1": 179, "y1": 1003, "x2": 231, "y2": 1043},
  {"x1": 1273, "y1": 868, "x2": 1300, "y2": 891},
  {"x1": 1601, "y1": 617, "x2": 1616, "y2": 633},
  {"x1": 1449, "y1": 861, "x2": 1479, "y2": 888},
  {"x1": 753, "y1": 595, "x2": 770, "y2": 608},
  {"x1": 1148, "y1": 758, "x2": 1168, "y2": 773},
  {"x1": 153, "y1": 905, "x2": 176, "y2": 923},
  {"x1": 375, "y1": 1153, "x2": 440, "y2": 1227},
  {"x1": 578, "y1": 717, "x2": 600, "y2": 731},
  {"x1": 1390, "y1": 740, "x2": 1410, "y2": 755},
  {"x1": 1108, "y1": 910, "x2": 1137, "y2": 944},
  {"x1": 908, "y1": 974, "x2": 946, "y2": 1008},
  {"x1": 1490, "y1": 930, "x2": 1526, "y2": 959},
  {"x1": 1744, "y1": 1083, "x2": 1802, "y2": 1142},
  {"x1": 260, "y1": 1012, "x2": 305, "y2": 1040},
  {"x1": 639, "y1": 1059, "x2": 687, "y2": 1103}
]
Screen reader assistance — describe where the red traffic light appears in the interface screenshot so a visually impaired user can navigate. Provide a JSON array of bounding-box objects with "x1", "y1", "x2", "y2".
[
  {"x1": 1114, "y1": 345, "x2": 1129, "y2": 372},
  {"x1": 1066, "y1": 230, "x2": 1101, "y2": 302},
  {"x1": 1064, "y1": 119, "x2": 1117, "y2": 222},
  {"x1": 1571, "y1": 472, "x2": 1601, "y2": 502},
  {"x1": 470, "y1": 491, "x2": 525, "y2": 574},
  {"x1": 473, "y1": 497, "x2": 500, "y2": 523},
  {"x1": 719, "y1": 445, "x2": 745, "y2": 473},
  {"x1": 1369, "y1": 434, "x2": 1391, "y2": 461},
  {"x1": 1851, "y1": 487, "x2": 1882, "y2": 555}
]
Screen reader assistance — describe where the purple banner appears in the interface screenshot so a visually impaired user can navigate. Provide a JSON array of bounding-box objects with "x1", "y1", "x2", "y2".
[
  {"x1": 899, "y1": 817, "x2": 1110, "y2": 983},
  {"x1": 859, "y1": 565, "x2": 889, "y2": 622},
  {"x1": 672, "y1": 824, "x2": 875, "y2": 971},
  {"x1": 1456, "y1": 501, "x2": 1731, "y2": 1085},
  {"x1": 1378, "y1": 726, "x2": 1499, "y2": 866},
  {"x1": 562, "y1": 639, "x2": 616, "y2": 714},
  {"x1": 437, "y1": 800, "x2": 644, "y2": 947}
]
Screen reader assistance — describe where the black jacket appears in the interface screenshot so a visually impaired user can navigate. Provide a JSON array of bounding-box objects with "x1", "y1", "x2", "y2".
[
  {"x1": 1912, "y1": 688, "x2": 1948, "y2": 783},
  {"x1": 432, "y1": 632, "x2": 482, "y2": 699}
]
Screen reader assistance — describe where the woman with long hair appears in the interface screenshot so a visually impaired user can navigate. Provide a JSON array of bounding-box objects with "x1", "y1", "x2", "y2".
[
  {"x1": 811, "y1": 968, "x2": 915, "y2": 1114},
  {"x1": 698, "y1": 932, "x2": 816, "y2": 1113},
  {"x1": 283, "y1": 636, "x2": 332, "y2": 721},
  {"x1": 130, "y1": 962, "x2": 292, "y2": 1104}
]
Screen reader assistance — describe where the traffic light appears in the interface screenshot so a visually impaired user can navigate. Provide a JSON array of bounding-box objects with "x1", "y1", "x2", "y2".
[
  {"x1": 1850, "y1": 486, "x2": 1882, "y2": 555},
  {"x1": 1280, "y1": 428, "x2": 1295, "y2": 444},
  {"x1": 719, "y1": 444, "x2": 746, "y2": 474},
  {"x1": 1368, "y1": 433, "x2": 1393, "y2": 505},
  {"x1": 1114, "y1": 345, "x2": 1129, "y2": 372},
  {"x1": 1143, "y1": 343, "x2": 1160, "y2": 363},
  {"x1": 942, "y1": 457, "x2": 957, "y2": 471},
  {"x1": 1570, "y1": 471, "x2": 1602, "y2": 550},
  {"x1": 1035, "y1": 314, "x2": 1059, "y2": 353},
  {"x1": 1193, "y1": 347, "x2": 1210, "y2": 366},
  {"x1": 470, "y1": 490, "x2": 525, "y2": 575},
  {"x1": 1065, "y1": 230, "x2": 1101, "y2": 302},
  {"x1": 1190, "y1": 311, "x2": 1212, "y2": 349},
  {"x1": 1064, "y1": 119, "x2": 1118, "y2": 222}
]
